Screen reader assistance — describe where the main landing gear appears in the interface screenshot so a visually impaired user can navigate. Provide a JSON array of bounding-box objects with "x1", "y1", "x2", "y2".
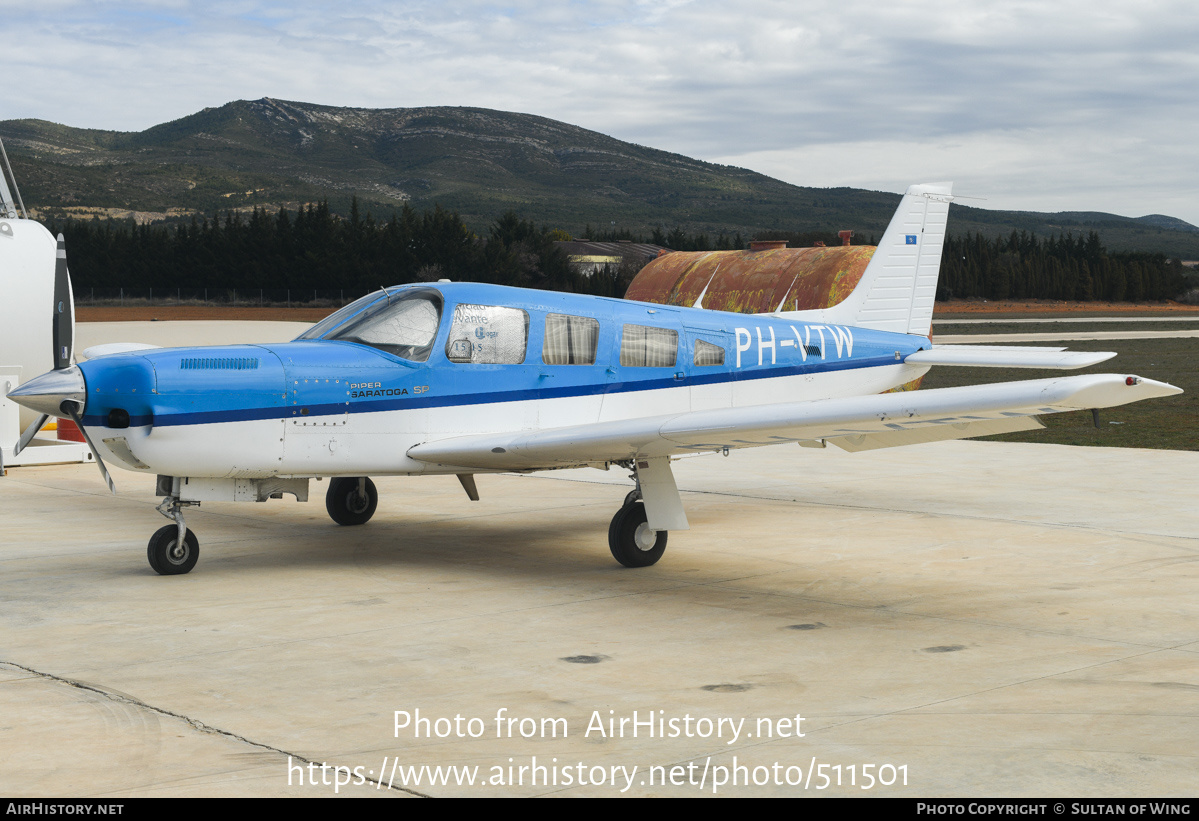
[
  {"x1": 326, "y1": 477, "x2": 378, "y2": 526},
  {"x1": 143, "y1": 472, "x2": 662, "y2": 572},
  {"x1": 608, "y1": 489, "x2": 667, "y2": 568}
]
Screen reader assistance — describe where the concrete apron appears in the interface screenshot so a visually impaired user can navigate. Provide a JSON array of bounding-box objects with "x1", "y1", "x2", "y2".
[{"x1": 1, "y1": 441, "x2": 1196, "y2": 797}]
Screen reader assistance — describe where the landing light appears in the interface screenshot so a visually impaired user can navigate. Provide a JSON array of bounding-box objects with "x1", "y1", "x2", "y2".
[{"x1": 107, "y1": 408, "x2": 130, "y2": 429}]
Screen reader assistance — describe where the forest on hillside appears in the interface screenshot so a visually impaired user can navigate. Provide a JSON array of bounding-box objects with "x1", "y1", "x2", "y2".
[
  {"x1": 938, "y1": 231, "x2": 1189, "y2": 302},
  {"x1": 44, "y1": 200, "x2": 1191, "y2": 304},
  {"x1": 48, "y1": 201, "x2": 626, "y2": 300}
]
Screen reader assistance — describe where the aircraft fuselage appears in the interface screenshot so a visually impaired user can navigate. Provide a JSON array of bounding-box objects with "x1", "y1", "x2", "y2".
[{"x1": 78, "y1": 282, "x2": 931, "y2": 479}]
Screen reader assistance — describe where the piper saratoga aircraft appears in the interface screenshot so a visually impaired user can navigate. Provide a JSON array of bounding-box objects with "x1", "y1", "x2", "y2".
[{"x1": 7, "y1": 183, "x2": 1181, "y2": 574}]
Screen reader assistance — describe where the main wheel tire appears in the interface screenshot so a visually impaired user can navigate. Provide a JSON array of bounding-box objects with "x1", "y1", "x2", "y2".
[
  {"x1": 147, "y1": 525, "x2": 199, "y2": 575},
  {"x1": 607, "y1": 502, "x2": 667, "y2": 568},
  {"x1": 326, "y1": 477, "x2": 378, "y2": 526}
]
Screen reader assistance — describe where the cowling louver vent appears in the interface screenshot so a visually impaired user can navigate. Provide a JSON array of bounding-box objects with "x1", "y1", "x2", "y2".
[{"x1": 180, "y1": 357, "x2": 259, "y2": 370}]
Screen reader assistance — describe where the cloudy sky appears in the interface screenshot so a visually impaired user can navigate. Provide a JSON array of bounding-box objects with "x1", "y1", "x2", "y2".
[{"x1": 5, "y1": 0, "x2": 1198, "y2": 224}]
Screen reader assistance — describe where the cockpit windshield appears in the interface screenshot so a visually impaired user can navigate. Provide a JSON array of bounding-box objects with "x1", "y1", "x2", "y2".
[
  {"x1": 295, "y1": 291, "x2": 386, "y2": 342},
  {"x1": 316, "y1": 288, "x2": 444, "y2": 362}
]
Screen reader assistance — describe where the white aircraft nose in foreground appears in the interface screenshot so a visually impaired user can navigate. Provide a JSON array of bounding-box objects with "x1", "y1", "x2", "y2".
[{"x1": 7, "y1": 182, "x2": 1181, "y2": 574}]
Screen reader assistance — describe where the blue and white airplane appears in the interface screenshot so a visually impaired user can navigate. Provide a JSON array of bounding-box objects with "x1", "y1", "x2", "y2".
[{"x1": 7, "y1": 183, "x2": 1181, "y2": 574}]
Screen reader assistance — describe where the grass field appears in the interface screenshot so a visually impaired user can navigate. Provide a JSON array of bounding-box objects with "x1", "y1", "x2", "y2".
[
  {"x1": 935, "y1": 320, "x2": 1199, "y2": 335},
  {"x1": 919, "y1": 333, "x2": 1198, "y2": 451}
]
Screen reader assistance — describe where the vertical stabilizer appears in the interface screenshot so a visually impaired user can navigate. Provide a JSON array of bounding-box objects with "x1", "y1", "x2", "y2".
[{"x1": 779, "y1": 182, "x2": 953, "y2": 336}]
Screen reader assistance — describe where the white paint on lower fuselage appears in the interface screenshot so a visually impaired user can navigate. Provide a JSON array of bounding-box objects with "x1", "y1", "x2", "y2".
[{"x1": 93, "y1": 361, "x2": 930, "y2": 480}]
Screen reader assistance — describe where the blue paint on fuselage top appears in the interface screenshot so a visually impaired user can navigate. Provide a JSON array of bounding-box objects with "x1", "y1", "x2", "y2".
[{"x1": 78, "y1": 282, "x2": 930, "y2": 428}]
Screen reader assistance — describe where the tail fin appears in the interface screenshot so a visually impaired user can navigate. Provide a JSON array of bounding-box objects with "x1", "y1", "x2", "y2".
[{"x1": 779, "y1": 182, "x2": 953, "y2": 337}]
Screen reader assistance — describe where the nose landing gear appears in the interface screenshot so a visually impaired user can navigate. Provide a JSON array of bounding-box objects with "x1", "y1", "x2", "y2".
[{"x1": 149, "y1": 490, "x2": 200, "y2": 575}]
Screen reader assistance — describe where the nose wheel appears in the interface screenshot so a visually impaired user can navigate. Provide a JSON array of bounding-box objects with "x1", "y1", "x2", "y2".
[{"x1": 147, "y1": 525, "x2": 199, "y2": 575}]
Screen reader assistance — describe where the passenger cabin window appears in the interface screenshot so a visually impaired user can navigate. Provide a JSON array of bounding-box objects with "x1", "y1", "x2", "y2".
[
  {"x1": 694, "y1": 339, "x2": 725, "y2": 367},
  {"x1": 542, "y1": 314, "x2": 599, "y2": 365},
  {"x1": 620, "y1": 324, "x2": 678, "y2": 367},
  {"x1": 445, "y1": 304, "x2": 529, "y2": 364},
  {"x1": 321, "y1": 288, "x2": 443, "y2": 362}
]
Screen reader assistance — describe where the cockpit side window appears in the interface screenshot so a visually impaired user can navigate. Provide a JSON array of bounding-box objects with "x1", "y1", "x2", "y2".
[
  {"x1": 445, "y1": 304, "x2": 529, "y2": 364},
  {"x1": 323, "y1": 288, "x2": 444, "y2": 362}
]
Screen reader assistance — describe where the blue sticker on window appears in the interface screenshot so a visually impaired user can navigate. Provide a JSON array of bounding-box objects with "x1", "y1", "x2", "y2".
[{"x1": 905, "y1": 235, "x2": 917, "y2": 245}]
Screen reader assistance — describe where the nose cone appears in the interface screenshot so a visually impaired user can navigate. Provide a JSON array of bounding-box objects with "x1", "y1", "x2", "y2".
[{"x1": 6, "y1": 366, "x2": 86, "y2": 417}]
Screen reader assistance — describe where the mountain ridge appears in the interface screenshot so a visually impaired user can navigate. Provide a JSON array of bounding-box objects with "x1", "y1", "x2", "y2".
[{"x1": 3, "y1": 98, "x2": 1197, "y2": 257}]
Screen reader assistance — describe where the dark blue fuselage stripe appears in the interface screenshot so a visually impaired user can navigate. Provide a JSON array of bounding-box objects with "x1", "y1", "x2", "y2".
[{"x1": 82, "y1": 356, "x2": 900, "y2": 428}]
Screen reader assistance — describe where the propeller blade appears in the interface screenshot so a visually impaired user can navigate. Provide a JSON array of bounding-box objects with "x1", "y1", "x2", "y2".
[
  {"x1": 64, "y1": 404, "x2": 116, "y2": 495},
  {"x1": 52, "y1": 233, "x2": 74, "y2": 371},
  {"x1": 13, "y1": 412, "x2": 50, "y2": 457}
]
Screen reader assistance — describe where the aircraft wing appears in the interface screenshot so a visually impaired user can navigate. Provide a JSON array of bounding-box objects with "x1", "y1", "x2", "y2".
[{"x1": 407, "y1": 373, "x2": 1180, "y2": 470}]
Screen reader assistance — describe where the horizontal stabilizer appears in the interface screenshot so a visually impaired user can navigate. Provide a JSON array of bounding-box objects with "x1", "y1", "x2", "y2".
[
  {"x1": 408, "y1": 373, "x2": 1181, "y2": 471},
  {"x1": 906, "y1": 345, "x2": 1116, "y2": 370}
]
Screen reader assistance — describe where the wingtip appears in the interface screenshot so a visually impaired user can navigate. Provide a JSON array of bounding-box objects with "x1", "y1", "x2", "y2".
[{"x1": 1128, "y1": 376, "x2": 1183, "y2": 398}]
